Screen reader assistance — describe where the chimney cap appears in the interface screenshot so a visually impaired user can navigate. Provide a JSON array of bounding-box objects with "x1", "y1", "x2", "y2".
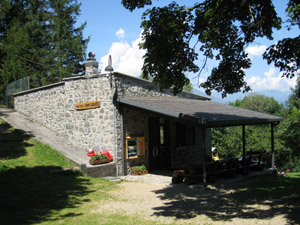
[{"x1": 88, "y1": 52, "x2": 96, "y2": 60}]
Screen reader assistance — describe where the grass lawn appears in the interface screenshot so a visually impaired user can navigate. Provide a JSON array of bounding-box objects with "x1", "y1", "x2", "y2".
[
  {"x1": 0, "y1": 117, "x2": 299, "y2": 225},
  {"x1": 0, "y1": 118, "x2": 152, "y2": 225}
]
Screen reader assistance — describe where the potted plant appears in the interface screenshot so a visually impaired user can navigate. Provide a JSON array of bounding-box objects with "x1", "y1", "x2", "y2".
[
  {"x1": 89, "y1": 153, "x2": 110, "y2": 165},
  {"x1": 131, "y1": 165, "x2": 148, "y2": 175}
]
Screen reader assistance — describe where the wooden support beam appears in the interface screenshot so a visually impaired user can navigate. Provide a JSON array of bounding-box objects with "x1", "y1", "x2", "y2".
[
  {"x1": 202, "y1": 127, "x2": 207, "y2": 187},
  {"x1": 271, "y1": 123, "x2": 275, "y2": 169},
  {"x1": 242, "y1": 125, "x2": 246, "y2": 176}
]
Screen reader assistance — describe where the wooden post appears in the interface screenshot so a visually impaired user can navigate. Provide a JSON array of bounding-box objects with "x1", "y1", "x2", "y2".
[
  {"x1": 242, "y1": 125, "x2": 246, "y2": 176},
  {"x1": 271, "y1": 123, "x2": 275, "y2": 169},
  {"x1": 202, "y1": 127, "x2": 207, "y2": 187}
]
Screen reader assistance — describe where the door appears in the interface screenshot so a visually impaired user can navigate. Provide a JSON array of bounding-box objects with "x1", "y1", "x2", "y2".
[{"x1": 149, "y1": 117, "x2": 170, "y2": 171}]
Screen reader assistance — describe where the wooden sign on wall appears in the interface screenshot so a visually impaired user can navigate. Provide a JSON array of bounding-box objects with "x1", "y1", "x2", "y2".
[{"x1": 76, "y1": 101, "x2": 100, "y2": 110}]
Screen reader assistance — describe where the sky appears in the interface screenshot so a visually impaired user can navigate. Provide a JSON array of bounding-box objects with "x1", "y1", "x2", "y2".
[{"x1": 76, "y1": 0, "x2": 299, "y2": 104}]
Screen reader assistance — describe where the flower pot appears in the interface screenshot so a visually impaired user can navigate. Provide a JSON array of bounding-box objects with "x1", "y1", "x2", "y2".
[
  {"x1": 89, "y1": 158, "x2": 110, "y2": 165},
  {"x1": 133, "y1": 170, "x2": 148, "y2": 175}
]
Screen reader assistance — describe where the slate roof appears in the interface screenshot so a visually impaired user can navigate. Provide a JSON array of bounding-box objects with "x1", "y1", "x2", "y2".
[{"x1": 117, "y1": 97, "x2": 282, "y2": 128}]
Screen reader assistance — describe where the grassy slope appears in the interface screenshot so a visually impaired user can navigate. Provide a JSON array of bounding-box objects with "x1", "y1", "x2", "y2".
[{"x1": 0, "y1": 119, "x2": 152, "y2": 225}]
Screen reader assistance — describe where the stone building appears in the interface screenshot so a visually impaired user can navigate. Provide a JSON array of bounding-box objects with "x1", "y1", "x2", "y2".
[{"x1": 13, "y1": 54, "x2": 281, "y2": 182}]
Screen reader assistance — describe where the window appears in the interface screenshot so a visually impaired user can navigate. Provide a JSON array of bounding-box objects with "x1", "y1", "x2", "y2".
[
  {"x1": 186, "y1": 126, "x2": 195, "y2": 145},
  {"x1": 160, "y1": 126, "x2": 164, "y2": 145},
  {"x1": 126, "y1": 136, "x2": 145, "y2": 159},
  {"x1": 176, "y1": 123, "x2": 186, "y2": 147},
  {"x1": 176, "y1": 123, "x2": 195, "y2": 147}
]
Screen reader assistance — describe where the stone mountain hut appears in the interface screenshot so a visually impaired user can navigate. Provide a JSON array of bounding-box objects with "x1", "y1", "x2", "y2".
[{"x1": 13, "y1": 53, "x2": 282, "y2": 185}]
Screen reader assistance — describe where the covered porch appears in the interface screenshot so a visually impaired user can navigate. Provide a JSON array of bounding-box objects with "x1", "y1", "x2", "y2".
[{"x1": 117, "y1": 97, "x2": 282, "y2": 186}]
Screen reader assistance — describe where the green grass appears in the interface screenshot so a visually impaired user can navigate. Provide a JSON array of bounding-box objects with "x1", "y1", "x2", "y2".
[
  {"x1": 231, "y1": 171, "x2": 300, "y2": 200},
  {"x1": 1, "y1": 117, "x2": 300, "y2": 225},
  {"x1": 0, "y1": 119, "x2": 152, "y2": 225}
]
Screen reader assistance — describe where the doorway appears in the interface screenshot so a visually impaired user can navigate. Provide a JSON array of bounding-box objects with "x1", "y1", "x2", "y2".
[{"x1": 148, "y1": 117, "x2": 170, "y2": 171}]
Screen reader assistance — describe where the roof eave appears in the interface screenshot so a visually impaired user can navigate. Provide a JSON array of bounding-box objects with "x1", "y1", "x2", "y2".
[{"x1": 202, "y1": 118, "x2": 282, "y2": 128}]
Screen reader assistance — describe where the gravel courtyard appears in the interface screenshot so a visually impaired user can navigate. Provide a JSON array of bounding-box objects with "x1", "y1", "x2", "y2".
[{"x1": 95, "y1": 174, "x2": 290, "y2": 225}]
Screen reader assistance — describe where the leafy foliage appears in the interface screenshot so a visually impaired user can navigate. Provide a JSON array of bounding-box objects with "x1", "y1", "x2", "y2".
[
  {"x1": 0, "y1": 0, "x2": 88, "y2": 90},
  {"x1": 212, "y1": 92, "x2": 300, "y2": 171},
  {"x1": 141, "y1": 2, "x2": 198, "y2": 94},
  {"x1": 91, "y1": 153, "x2": 109, "y2": 160},
  {"x1": 230, "y1": 93, "x2": 284, "y2": 116},
  {"x1": 276, "y1": 107, "x2": 300, "y2": 169},
  {"x1": 213, "y1": 94, "x2": 284, "y2": 158},
  {"x1": 0, "y1": 20, "x2": 33, "y2": 85},
  {"x1": 263, "y1": 0, "x2": 300, "y2": 78},
  {"x1": 122, "y1": 0, "x2": 152, "y2": 11},
  {"x1": 122, "y1": 0, "x2": 298, "y2": 97},
  {"x1": 276, "y1": 79, "x2": 300, "y2": 170},
  {"x1": 212, "y1": 126, "x2": 242, "y2": 158},
  {"x1": 132, "y1": 164, "x2": 147, "y2": 171},
  {"x1": 212, "y1": 124, "x2": 274, "y2": 159}
]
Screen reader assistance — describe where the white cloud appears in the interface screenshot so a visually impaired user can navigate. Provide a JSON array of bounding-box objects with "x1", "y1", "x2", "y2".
[
  {"x1": 246, "y1": 66, "x2": 297, "y2": 92},
  {"x1": 100, "y1": 30, "x2": 146, "y2": 77},
  {"x1": 245, "y1": 45, "x2": 267, "y2": 59},
  {"x1": 264, "y1": 66, "x2": 276, "y2": 78},
  {"x1": 197, "y1": 72, "x2": 209, "y2": 86},
  {"x1": 116, "y1": 28, "x2": 125, "y2": 39},
  {"x1": 198, "y1": 77, "x2": 205, "y2": 85}
]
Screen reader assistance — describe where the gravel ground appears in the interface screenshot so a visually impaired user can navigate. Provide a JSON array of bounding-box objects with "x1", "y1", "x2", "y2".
[{"x1": 94, "y1": 174, "x2": 288, "y2": 225}]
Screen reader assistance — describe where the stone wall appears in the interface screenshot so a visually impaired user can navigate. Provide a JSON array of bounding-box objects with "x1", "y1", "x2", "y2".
[
  {"x1": 14, "y1": 75, "x2": 119, "y2": 164},
  {"x1": 14, "y1": 83, "x2": 66, "y2": 135},
  {"x1": 122, "y1": 106, "x2": 150, "y2": 174},
  {"x1": 63, "y1": 76, "x2": 116, "y2": 152}
]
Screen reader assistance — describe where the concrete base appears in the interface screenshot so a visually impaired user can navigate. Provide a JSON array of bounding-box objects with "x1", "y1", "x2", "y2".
[{"x1": 81, "y1": 162, "x2": 117, "y2": 177}]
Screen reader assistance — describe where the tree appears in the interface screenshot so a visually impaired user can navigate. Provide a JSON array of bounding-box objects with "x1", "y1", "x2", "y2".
[
  {"x1": 139, "y1": 72, "x2": 153, "y2": 81},
  {"x1": 263, "y1": 0, "x2": 300, "y2": 79},
  {"x1": 0, "y1": 0, "x2": 25, "y2": 91},
  {"x1": 47, "y1": 0, "x2": 88, "y2": 83},
  {"x1": 287, "y1": 77, "x2": 300, "y2": 109},
  {"x1": 0, "y1": 20, "x2": 33, "y2": 85},
  {"x1": 212, "y1": 126, "x2": 242, "y2": 158},
  {"x1": 276, "y1": 79, "x2": 300, "y2": 170},
  {"x1": 230, "y1": 93, "x2": 284, "y2": 116},
  {"x1": 0, "y1": 0, "x2": 88, "y2": 89},
  {"x1": 277, "y1": 107, "x2": 300, "y2": 169},
  {"x1": 183, "y1": 82, "x2": 193, "y2": 93},
  {"x1": 122, "y1": 0, "x2": 299, "y2": 96}
]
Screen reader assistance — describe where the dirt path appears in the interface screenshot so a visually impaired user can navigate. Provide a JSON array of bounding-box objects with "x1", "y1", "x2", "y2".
[{"x1": 94, "y1": 181, "x2": 288, "y2": 224}]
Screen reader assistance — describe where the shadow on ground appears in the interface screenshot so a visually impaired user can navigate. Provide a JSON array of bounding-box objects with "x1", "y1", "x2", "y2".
[
  {"x1": 0, "y1": 120, "x2": 32, "y2": 159},
  {"x1": 0, "y1": 117, "x2": 94, "y2": 225},
  {"x1": 0, "y1": 166, "x2": 93, "y2": 225},
  {"x1": 152, "y1": 174, "x2": 300, "y2": 224}
]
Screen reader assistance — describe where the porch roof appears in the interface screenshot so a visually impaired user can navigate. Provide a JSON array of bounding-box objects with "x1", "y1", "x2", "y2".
[{"x1": 117, "y1": 97, "x2": 282, "y2": 128}]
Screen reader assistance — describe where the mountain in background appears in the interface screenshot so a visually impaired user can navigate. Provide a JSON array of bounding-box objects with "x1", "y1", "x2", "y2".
[{"x1": 192, "y1": 89, "x2": 291, "y2": 105}]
